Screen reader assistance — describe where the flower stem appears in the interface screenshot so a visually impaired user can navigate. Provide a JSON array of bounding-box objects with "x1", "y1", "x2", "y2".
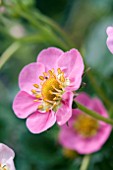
[
  {"x1": 76, "y1": 101, "x2": 113, "y2": 125},
  {"x1": 0, "y1": 42, "x2": 20, "y2": 69},
  {"x1": 80, "y1": 155, "x2": 91, "y2": 170}
]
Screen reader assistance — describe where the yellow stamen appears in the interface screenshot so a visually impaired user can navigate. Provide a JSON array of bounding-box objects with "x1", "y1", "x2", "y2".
[
  {"x1": 43, "y1": 72, "x2": 48, "y2": 77},
  {"x1": 38, "y1": 105, "x2": 43, "y2": 109},
  {"x1": 46, "y1": 108, "x2": 50, "y2": 112},
  {"x1": 59, "y1": 84, "x2": 63, "y2": 89},
  {"x1": 60, "y1": 75, "x2": 65, "y2": 82},
  {"x1": 35, "y1": 94, "x2": 42, "y2": 98},
  {"x1": 48, "y1": 70, "x2": 53, "y2": 76},
  {"x1": 51, "y1": 68, "x2": 54, "y2": 72},
  {"x1": 31, "y1": 89, "x2": 37, "y2": 94},
  {"x1": 57, "y1": 68, "x2": 62, "y2": 74},
  {"x1": 39, "y1": 76, "x2": 45, "y2": 81},
  {"x1": 33, "y1": 84, "x2": 39, "y2": 88}
]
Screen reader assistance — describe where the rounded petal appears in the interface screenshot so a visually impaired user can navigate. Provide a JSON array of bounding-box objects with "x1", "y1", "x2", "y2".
[
  {"x1": 13, "y1": 91, "x2": 39, "y2": 119},
  {"x1": 37, "y1": 47, "x2": 64, "y2": 71},
  {"x1": 26, "y1": 111, "x2": 56, "y2": 134},
  {"x1": 106, "y1": 26, "x2": 113, "y2": 54},
  {"x1": 56, "y1": 92, "x2": 73, "y2": 125},
  {"x1": 0, "y1": 143, "x2": 15, "y2": 163},
  {"x1": 19, "y1": 62, "x2": 45, "y2": 93},
  {"x1": 57, "y1": 49, "x2": 84, "y2": 91}
]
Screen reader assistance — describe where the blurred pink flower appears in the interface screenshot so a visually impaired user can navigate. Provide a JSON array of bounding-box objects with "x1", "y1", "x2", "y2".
[
  {"x1": 0, "y1": 143, "x2": 15, "y2": 170},
  {"x1": 59, "y1": 93, "x2": 112, "y2": 154},
  {"x1": 106, "y1": 26, "x2": 113, "y2": 54},
  {"x1": 13, "y1": 47, "x2": 84, "y2": 134}
]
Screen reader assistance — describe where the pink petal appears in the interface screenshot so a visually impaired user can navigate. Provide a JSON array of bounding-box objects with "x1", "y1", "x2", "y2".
[
  {"x1": 19, "y1": 62, "x2": 45, "y2": 93},
  {"x1": 75, "y1": 92, "x2": 92, "y2": 108},
  {"x1": 56, "y1": 92, "x2": 73, "y2": 125},
  {"x1": 0, "y1": 143, "x2": 15, "y2": 163},
  {"x1": 37, "y1": 47, "x2": 64, "y2": 71},
  {"x1": 6, "y1": 158, "x2": 16, "y2": 170},
  {"x1": 59, "y1": 119, "x2": 112, "y2": 154},
  {"x1": 59, "y1": 125, "x2": 76, "y2": 150},
  {"x1": 91, "y1": 98, "x2": 108, "y2": 117},
  {"x1": 106, "y1": 26, "x2": 113, "y2": 54},
  {"x1": 71, "y1": 124, "x2": 112, "y2": 154},
  {"x1": 13, "y1": 91, "x2": 39, "y2": 118},
  {"x1": 57, "y1": 49, "x2": 84, "y2": 91},
  {"x1": 26, "y1": 111, "x2": 56, "y2": 134},
  {"x1": 59, "y1": 92, "x2": 112, "y2": 154}
]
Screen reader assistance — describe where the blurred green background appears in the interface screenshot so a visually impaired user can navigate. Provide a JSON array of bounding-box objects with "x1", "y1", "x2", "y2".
[{"x1": 1, "y1": 0, "x2": 113, "y2": 169}]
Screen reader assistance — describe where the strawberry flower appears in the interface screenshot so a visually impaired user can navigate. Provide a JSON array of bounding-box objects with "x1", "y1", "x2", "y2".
[
  {"x1": 13, "y1": 47, "x2": 84, "y2": 134},
  {"x1": 59, "y1": 93, "x2": 112, "y2": 154}
]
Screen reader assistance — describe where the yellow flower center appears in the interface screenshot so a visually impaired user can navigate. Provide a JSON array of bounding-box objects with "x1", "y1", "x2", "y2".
[
  {"x1": 74, "y1": 114, "x2": 99, "y2": 137},
  {"x1": 0, "y1": 164, "x2": 9, "y2": 170},
  {"x1": 31, "y1": 68, "x2": 70, "y2": 112},
  {"x1": 41, "y1": 77, "x2": 61, "y2": 102}
]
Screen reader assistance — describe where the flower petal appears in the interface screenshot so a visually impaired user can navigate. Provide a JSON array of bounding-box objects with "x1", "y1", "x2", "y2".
[
  {"x1": 57, "y1": 49, "x2": 84, "y2": 91},
  {"x1": 106, "y1": 26, "x2": 113, "y2": 54},
  {"x1": 13, "y1": 91, "x2": 39, "y2": 118},
  {"x1": 56, "y1": 92, "x2": 73, "y2": 125},
  {"x1": 37, "y1": 47, "x2": 63, "y2": 71},
  {"x1": 19, "y1": 62, "x2": 45, "y2": 93},
  {"x1": 75, "y1": 92, "x2": 92, "y2": 108},
  {"x1": 59, "y1": 92, "x2": 112, "y2": 154},
  {"x1": 0, "y1": 143, "x2": 15, "y2": 163},
  {"x1": 6, "y1": 158, "x2": 16, "y2": 170},
  {"x1": 91, "y1": 98, "x2": 109, "y2": 117},
  {"x1": 26, "y1": 111, "x2": 56, "y2": 134}
]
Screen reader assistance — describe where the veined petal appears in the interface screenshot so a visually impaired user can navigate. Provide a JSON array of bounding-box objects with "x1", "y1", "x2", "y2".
[
  {"x1": 19, "y1": 62, "x2": 45, "y2": 93},
  {"x1": 37, "y1": 47, "x2": 63, "y2": 71},
  {"x1": 13, "y1": 91, "x2": 39, "y2": 119},
  {"x1": 56, "y1": 92, "x2": 73, "y2": 125},
  {"x1": 26, "y1": 111, "x2": 56, "y2": 134}
]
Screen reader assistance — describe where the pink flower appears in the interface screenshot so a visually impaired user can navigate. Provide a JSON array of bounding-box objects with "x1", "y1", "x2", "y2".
[
  {"x1": 106, "y1": 26, "x2": 113, "y2": 54},
  {"x1": 0, "y1": 143, "x2": 15, "y2": 170},
  {"x1": 59, "y1": 93, "x2": 112, "y2": 154},
  {"x1": 13, "y1": 47, "x2": 84, "y2": 134}
]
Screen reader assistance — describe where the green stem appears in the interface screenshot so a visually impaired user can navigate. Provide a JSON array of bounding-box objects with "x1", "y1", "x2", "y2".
[
  {"x1": 32, "y1": 10, "x2": 75, "y2": 48},
  {"x1": 0, "y1": 42, "x2": 20, "y2": 69},
  {"x1": 80, "y1": 155, "x2": 91, "y2": 170},
  {"x1": 8, "y1": 5, "x2": 69, "y2": 50},
  {"x1": 76, "y1": 101, "x2": 113, "y2": 125}
]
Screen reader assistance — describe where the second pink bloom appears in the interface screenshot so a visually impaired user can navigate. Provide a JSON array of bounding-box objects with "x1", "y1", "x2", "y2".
[{"x1": 59, "y1": 93, "x2": 112, "y2": 154}]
